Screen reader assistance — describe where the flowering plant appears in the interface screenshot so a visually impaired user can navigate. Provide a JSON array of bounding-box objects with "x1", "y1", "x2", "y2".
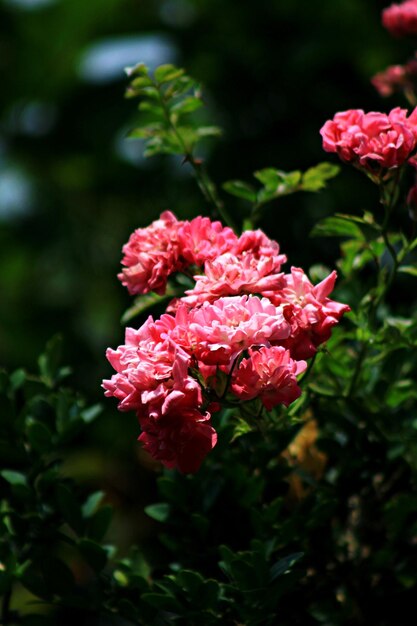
[
  {"x1": 5, "y1": 4, "x2": 417, "y2": 623},
  {"x1": 104, "y1": 209, "x2": 349, "y2": 471}
]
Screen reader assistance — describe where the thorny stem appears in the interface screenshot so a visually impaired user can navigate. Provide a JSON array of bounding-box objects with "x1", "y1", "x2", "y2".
[{"x1": 156, "y1": 81, "x2": 236, "y2": 230}]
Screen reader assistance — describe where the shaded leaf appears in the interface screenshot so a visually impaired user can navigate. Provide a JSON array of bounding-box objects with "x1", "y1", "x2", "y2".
[
  {"x1": 145, "y1": 503, "x2": 170, "y2": 522},
  {"x1": 223, "y1": 180, "x2": 257, "y2": 202}
]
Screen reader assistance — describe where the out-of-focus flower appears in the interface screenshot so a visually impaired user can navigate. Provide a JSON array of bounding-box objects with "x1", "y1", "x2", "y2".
[
  {"x1": 270, "y1": 268, "x2": 350, "y2": 360},
  {"x1": 320, "y1": 107, "x2": 417, "y2": 172},
  {"x1": 382, "y1": 0, "x2": 417, "y2": 37},
  {"x1": 231, "y1": 346, "x2": 306, "y2": 409},
  {"x1": 372, "y1": 59, "x2": 417, "y2": 97},
  {"x1": 372, "y1": 65, "x2": 408, "y2": 97},
  {"x1": 118, "y1": 211, "x2": 183, "y2": 295}
]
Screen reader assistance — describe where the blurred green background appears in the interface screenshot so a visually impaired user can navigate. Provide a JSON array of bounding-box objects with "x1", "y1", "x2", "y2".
[{"x1": 1, "y1": 0, "x2": 409, "y2": 389}]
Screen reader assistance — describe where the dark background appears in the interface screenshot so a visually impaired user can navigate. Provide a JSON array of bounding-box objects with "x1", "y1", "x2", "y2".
[{"x1": 0, "y1": 0, "x2": 408, "y2": 389}]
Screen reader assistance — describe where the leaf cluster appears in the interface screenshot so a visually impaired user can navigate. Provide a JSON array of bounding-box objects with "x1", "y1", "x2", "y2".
[{"x1": 125, "y1": 63, "x2": 221, "y2": 158}]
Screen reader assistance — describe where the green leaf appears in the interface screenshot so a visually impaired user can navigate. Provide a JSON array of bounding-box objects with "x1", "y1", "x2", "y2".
[
  {"x1": 1, "y1": 470, "x2": 27, "y2": 486},
  {"x1": 145, "y1": 503, "x2": 171, "y2": 522},
  {"x1": 301, "y1": 162, "x2": 339, "y2": 191},
  {"x1": 138, "y1": 99, "x2": 163, "y2": 113},
  {"x1": 38, "y1": 335, "x2": 62, "y2": 385},
  {"x1": 121, "y1": 286, "x2": 179, "y2": 324},
  {"x1": 311, "y1": 216, "x2": 363, "y2": 239},
  {"x1": 27, "y1": 420, "x2": 52, "y2": 454},
  {"x1": 125, "y1": 62, "x2": 149, "y2": 78},
  {"x1": 269, "y1": 552, "x2": 304, "y2": 581},
  {"x1": 56, "y1": 484, "x2": 83, "y2": 534},
  {"x1": 253, "y1": 167, "x2": 282, "y2": 187},
  {"x1": 230, "y1": 417, "x2": 253, "y2": 442},
  {"x1": 10, "y1": 369, "x2": 26, "y2": 391},
  {"x1": 82, "y1": 490, "x2": 105, "y2": 517},
  {"x1": 222, "y1": 180, "x2": 257, "y2": 202},
  {"x1": 154, "y1": 64, "x2": 185, "y2": 83},
  {"x1": 130, "y1": 76, "x2": 153, "y2": 89},
  {"x1": 177, "y1": 569, "x2": 205, "y2": 595},
  {"x1": 195, "y1": 125, "x2": 222, "y2": 138},
  {"x1": 398, "y1": 265, "x2": 417, "y2": 277},
  {"x1": 142, "y1": 592, "x2": 181, "y2": 613},
  {"x1": 80, "y1": 403, "x2": 102, "y2": 423},
  {"x1": 78, "y1": 539, "x2": 108, "y2": 572},
  {"x1": 170, "y1": 96, "x2": 203, "y2": 115}
]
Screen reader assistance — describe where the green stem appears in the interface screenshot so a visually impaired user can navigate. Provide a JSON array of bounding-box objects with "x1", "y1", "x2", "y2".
[
  {"x1": 156, "y1": 81, "x2": 236, "y2": 230},
  {"x1": 348, "y1": 171, "x2": 402, "y2": 398},
  {"x1": 299, "y1": 352, "x2": 317, "y2": 386},
  {"x1": 347, "y1": 341, "x2": 368, "y2": 399}
]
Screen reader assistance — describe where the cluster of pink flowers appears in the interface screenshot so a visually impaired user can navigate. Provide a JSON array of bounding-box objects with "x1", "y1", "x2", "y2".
[
  {"x1": 382, "y1": 0, "x2": 417, "y2": 37},
  {"x1": 371, "y1": 60, "x2": 417, "y2": 97},
  {"x1": 104, "y1": 213, "x2": 349, "y2": 473},
  {"x1": 320, "y1": 107, "x2": 417, "y2": 173}
]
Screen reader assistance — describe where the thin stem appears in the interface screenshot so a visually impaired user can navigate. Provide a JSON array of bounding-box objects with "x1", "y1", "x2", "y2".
[
  {"x1": 299, "y1": 352, "x2": 317, "y2": 386},
  {"x1": 156, "y1": 81, "x2": 236, "y2": 230},
  {"x1": 347, "y1": 341, "x2": 368, "y2": 399},
  {"x1": 348, "y1": 171, "x2": 402, "y2": 399},
  {"x1": 220, "y1": 356, "x2": 240, "y2": 401}
]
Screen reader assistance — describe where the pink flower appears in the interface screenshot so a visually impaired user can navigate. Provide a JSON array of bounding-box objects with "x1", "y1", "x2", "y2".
[
  {"x1": 270, "y1": 268, "x2": 350, "y2": 360},
  {"x1": 138, "y1": 409, "x2": 217, "y2": 473},
  {"x1": 182, "y1": 252, "x2": 285, "y2": 306},
  {"x1": 372, "y1": 59, "x2": 417, "y2": 97},
  {"x1": 320, "y1": 107, "x2": 417, "y2": 172},
  {"x1": 172, "y1": 295, "x2": 290, "y2": 366},
  {"x1": 118, "y1": 211, "x2": 183, "y2": 295},
  {"x1": 103, "y1": 313, "x2": 218, "y2": 473},
  {"x1": 231, "y1": 346, "x2": 306, "y2": 409},
  {"x1": 232, "y1": 229, "x2": 286, "y2": 261},
  {"x1": 382, "y1": 0, "x2": 417, "y2": 37},
  {"x1": 102, "y1": 314, "x2": 200, "y2": 417},
  {"x1": 371, "y1": 65, "x2": 407, "y2": 97},
  {"x1": 177, "y1": 216, "x2": 237, "y2": 266}
]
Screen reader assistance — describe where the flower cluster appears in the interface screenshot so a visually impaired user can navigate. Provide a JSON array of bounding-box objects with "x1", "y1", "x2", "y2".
[
  {"x1": 382, "y1": 0, "x2": 417, "y2": 37},
  {"x1": 372, "y1": 61, "x2": 417, "y2": 97},
  {"x1": 320, "y1": 107, "x2": 417, "y2": 173},
  {"x1": 104, "y1": 213, "x2": 349, "y2": 472}
]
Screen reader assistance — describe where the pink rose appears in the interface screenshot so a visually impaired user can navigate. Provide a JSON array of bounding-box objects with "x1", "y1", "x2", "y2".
[
  {"x1": 371, "y1": 65, "x2": 407, "y2": 97},
  {"x1": 118, "y1": 211, "x2": 183, "y2": 295},
  {"x1": 177, "y1": 216, "x2": 237, "y2": 266},
  {"x1": 172, "y1": 295, "x2": 290, "y2": 366},
  {"x1": 320, "y1": 107, "x2": 417, "y2": 172},
  {"x1": 270, "y1": 268, "x2": 350, "y2": 360},
  {"x1": 231, "y1": 346, "x2": 306, "y2": 409},
  {"x1": 182, "y1": 252, "x2": 285, "y2": 306},
  {"x1": 382, "y1": 0, "x2": 417, "y2": 37},
  {"x1": 138, "y1": 409, "x2": 217, "y2": 474}
]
